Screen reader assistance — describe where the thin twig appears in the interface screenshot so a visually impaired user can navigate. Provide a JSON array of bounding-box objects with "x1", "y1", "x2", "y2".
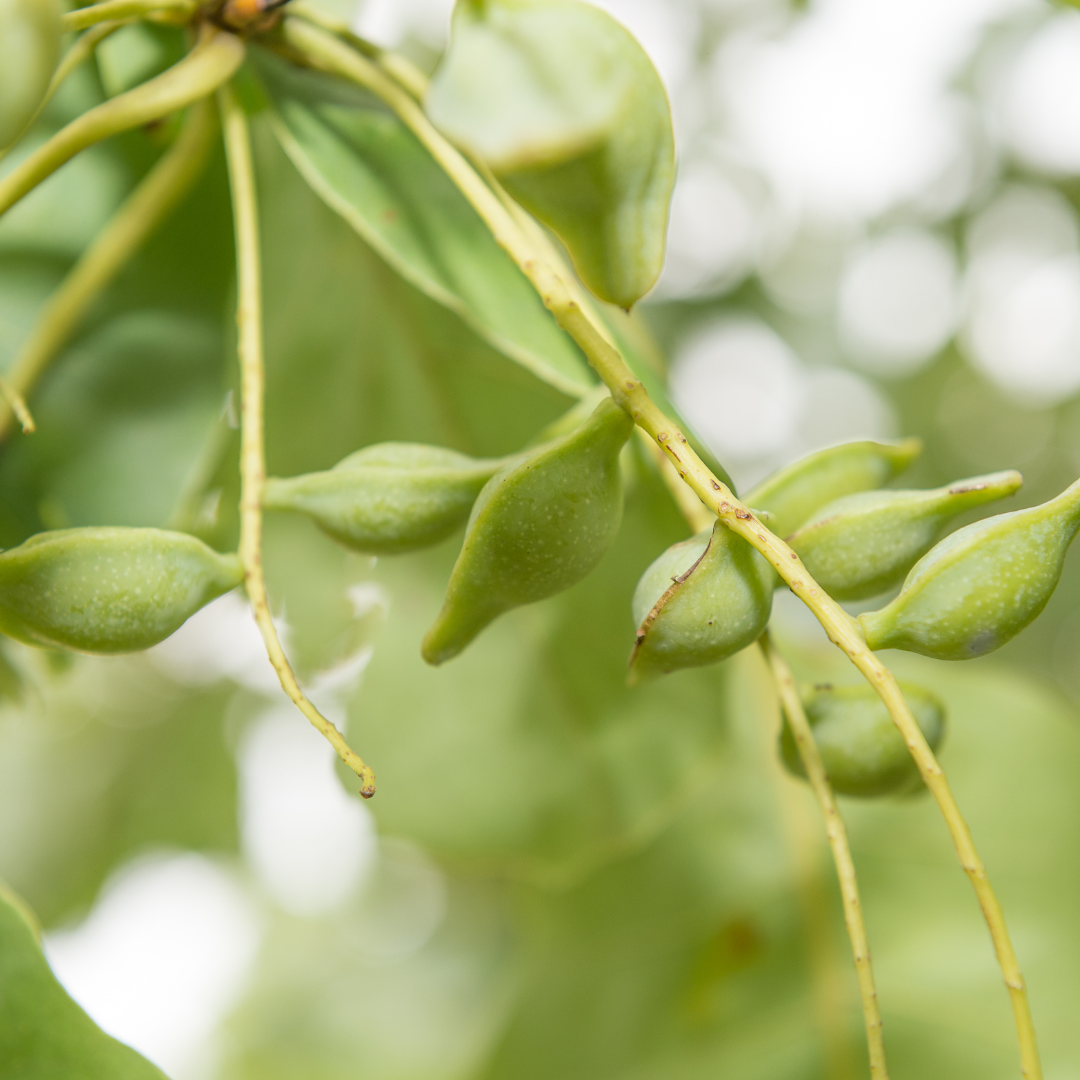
[
  {"x1": 0, "y1": 98, "x2": 218, "y2": 441},
  {"x1": 62, "y1": 0, "x2": 195, "y2": 31},
  {"x1": 0, "y1": 27, "x2": 243, "y2": 221},
  {"x1": 761, "y1": 634, "x2": 888, "y2": 1079},
  {"x1": 279, "y1": 20, "x2": 1041, "y2": 1076},
  {"x1": 218, "y1": 80, "x2": 376, "y2": 798}
]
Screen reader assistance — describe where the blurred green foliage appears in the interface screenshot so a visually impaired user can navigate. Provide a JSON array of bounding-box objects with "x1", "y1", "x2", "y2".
[{"x1": 1, "y1": 8, "x2": 1080, "y2": 1080}]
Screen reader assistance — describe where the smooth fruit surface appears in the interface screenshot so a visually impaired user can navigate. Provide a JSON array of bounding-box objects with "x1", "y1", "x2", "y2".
[
  {"x1": 744, "y1": 439, "x2": 922, "y2": 541},
  {"x1": 427, "y1": 0, "x2": 675, "y2": 308},
  {"x1": 629, "y1": 522, "x2": 773, "y2": 680},
  {"x1": 0, "y1": 527, "x2": 244, "y2": 654},
  {"x1": 0, "y1": 0, "x2": 61, "y2": 148},
  {"x1": 780, "y1": 682, "x2": 946, "y2": 797},
  {"x1": 262, "y1": 443, "x2": 503, "y2": 554},
  {"x1": 422, "y1": 396, "x2": 634, "y2": 664},
  {"x1": 860, "y1": 477, "x2": 1080, "y2": 660},
  {"x1": 789, "y1": 470, "x2": 1022, "y2": 601}
]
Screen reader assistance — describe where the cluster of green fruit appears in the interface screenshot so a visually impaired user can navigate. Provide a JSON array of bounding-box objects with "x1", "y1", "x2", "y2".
[
  {"x1": 0, "y1": 0, "x2": 62, "y2": 152},
  {"x1": 1, "y1": 393, "x2": 1075, "y2": 802}
]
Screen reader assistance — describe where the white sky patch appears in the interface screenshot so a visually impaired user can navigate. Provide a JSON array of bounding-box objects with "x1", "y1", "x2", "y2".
[
  {"x1": 239, "y1": 707, "x2": 377, "y2": 917},
  {"x1": 839, "y1": 229, "x2": 959, "y2": 375},
  {"x1": 716, "y1": 0, "x2": 1033, "y2": 218},
  {"x1": 44, "y1": 854, "x2": 260, "y2": 1080},
  {"x1": 999, "y1": 12, "x2": 1080, "y2": 176}
]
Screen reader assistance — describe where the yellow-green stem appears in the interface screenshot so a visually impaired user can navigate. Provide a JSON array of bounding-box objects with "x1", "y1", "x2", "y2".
[
  {"x1": 0, "y1": 27, "x2": 243, "y2": 221},
  {"x1": 62, "y1": 0, "x2": 195, "y2": 31},
  {"x1": 218, "y1": 80, "x2": 376, "y2": 798},
  {"x1": 761, "y1": 634, "x2": 887, "y2": 1079},
  {"x1": 280, "y1": 19, "x2": 1041, "y2": 1077},
  {"x1": 0, "y1": 98, "x2": 217, "y2": 441}
]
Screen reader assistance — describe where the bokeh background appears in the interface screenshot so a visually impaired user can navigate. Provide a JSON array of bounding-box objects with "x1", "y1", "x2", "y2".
[{"x1": 3, "y1": 0, "x2": 1080, "y2": 1077}]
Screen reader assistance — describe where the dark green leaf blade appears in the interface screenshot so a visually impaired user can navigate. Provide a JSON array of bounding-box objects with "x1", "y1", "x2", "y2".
[
  {"x1": 0, "y1": 884, "x2": 169, "y2": 1079},
  {"x1": 250, "y1": 50, "x2": 594, "y2": 398}
]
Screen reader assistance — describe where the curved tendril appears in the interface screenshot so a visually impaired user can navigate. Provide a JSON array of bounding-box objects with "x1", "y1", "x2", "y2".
[
  {"x1": 0, "y1": 98, "x2": 218, "y2": 442},
  {"x1": 218, "y1": 80, "x2": 377, "y2": 798},
  {"x1": 276, "y1": 19, "x2": 1043, "y2": 1077},
  {"x1": 0, "y1": 27, "x2": 244, "y2": 221}
]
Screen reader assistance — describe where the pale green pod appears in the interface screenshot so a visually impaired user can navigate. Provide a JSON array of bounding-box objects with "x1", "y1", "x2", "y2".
[
  {"x1": 860, "y1": 477, "x2": 1080, "y2": 660},
  {"x1": 744, "y1": 439, "x2": 922, "y2": 541},
  {"x1": 629, "y1": 521, "x2": 773, "y2": 682},
  {"x1": 427, "y1": 0, "x2": 675, "y2": 308},
  {"x1": 263, "y1": 444, "x2": 504, "y2": 555},
  {"x1": 0, "y1": 528, "x2": 244, "y2": 654},
  {"x1": 780, "y1": 682, "x2": 946, "y2": 798},
  {"x1": 422, "y1": 397, "x2": 634, "y2": 664},
  {"x1": 0, "y1": 0, "x2": 61, "y2": 149},
  {"x1": 789, "y1": 470, "x2": 1022, "y2": 601}
]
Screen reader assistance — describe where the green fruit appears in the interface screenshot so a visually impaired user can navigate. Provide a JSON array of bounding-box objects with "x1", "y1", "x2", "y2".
[
  {"x1": 744, "y1": 439, "x2": 922, "y2": 541},
  {"x1": 426, "y1": 0, "x2": 675, "y2": 308},
  {"x1": 780, "y1": 682, "x2": 946, "y2": 798},
  {"x1": 789, "y1": 470, "x2": 1022, "y2": 601},
  {"x1": 860, "y1": 477, "x2": 1080, "y2": 660},
  {"x1": 0, "y1": 528, "x2": 244, "y2": 654},
  {"x1": 0, "y1": 0, "x2": 61, "y2": 149},
  {"x1": 423, "y1": 396, "x2": 634, "y2": 664},
  {"x1": 629, "y1": 522, "x2": 773, "y2": 681},
  {"x1": 262, "y1": 444, "x2": 504, "y2": 555}
]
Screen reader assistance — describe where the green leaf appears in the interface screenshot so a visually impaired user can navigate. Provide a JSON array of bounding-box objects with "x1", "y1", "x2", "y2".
[
  {"x1": 0, "y1": 883, "x2": 169, "y2": 1078},
  {"x1": 249, "y1": 49, "x2": 594, "y2": 399},
  {"x1": 427, "y1": 0, "x2": 676, "y2": 308}
]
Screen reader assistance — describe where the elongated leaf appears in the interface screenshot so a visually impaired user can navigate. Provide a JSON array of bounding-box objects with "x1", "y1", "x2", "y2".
[
  {"x1": 0, "y1": 884, "x2": 168, "y2": 1078},
  {"x1": 250, "y1": 50, "x2": 594, "y2": 398}
]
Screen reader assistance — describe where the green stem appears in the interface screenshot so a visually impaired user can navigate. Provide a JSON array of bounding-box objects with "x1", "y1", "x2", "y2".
[
  {"x1": 61, "y1": 0, "x2": 195, "y2": 31},
  {"x1": 0, "y1": 98, "x2": 217, "y2": 441},
  {"x1": 218, "y1": 80, "x2": 376, "y2": 798},
  {"x1": 0, "y1": 27, "x2": 243, "y2": 221},
  {"x1": 761, "y1": 634, "x2": 888, "y2": 1080},
  {"x1": 279, "y1": 19, "x2": 1042, "y2": 1078}
]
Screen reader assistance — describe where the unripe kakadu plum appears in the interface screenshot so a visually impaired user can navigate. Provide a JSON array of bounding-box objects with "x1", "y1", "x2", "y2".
[
  {"x1": 426, "y1": 0, "x2": 675, "y2": 308},
  {"x1": 780, "y1": 682, "x2": 946, "y2": 798},
  {"x1": 262, "y1": 444, "x2": 504, "y2": 555},
  {"x1": 744, "y1": 438, "x2": 922, "y2": 541},
  {"x1": 0, "y1": 528, "x2": 244, "y2": 654},
  {"x1": 860, "y1": 476, "x2": 1080, "y2": 660},
  {"x1": 629, "y1": 521, "x2": 773, "y2": 682},
  {"x1": 422, "y1": 396, "x2": 634, "y2": 664},
  {"x1": 0, "y1": 0, "x2": 62, "y2": 149},
  {"x1": 788, "y1": 470, "x2": 1022, "y2": 601}
]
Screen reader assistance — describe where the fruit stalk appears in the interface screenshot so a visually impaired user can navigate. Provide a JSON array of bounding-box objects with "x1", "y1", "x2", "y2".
[
  {"x1": 61, "y1": 0, "x2": 194, "y2": 31},
  {"x1": 0, "y1": 97, "x2": 218, "y2": 440},
  {"x1": 219, "y1": 79, "x2": 376, "y2": 797},
  {"x1": 283, "y1": 21, "x2": 1040, "y2": 1075},
  {"x1": 761, "y1": 633, "x2": 888, "y2": 1079}
]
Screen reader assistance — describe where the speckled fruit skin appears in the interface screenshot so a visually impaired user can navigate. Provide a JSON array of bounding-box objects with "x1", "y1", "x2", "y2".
[
  {"x1": 743, "y1": 438, "x2": 921, "y2": 542},
  {"x1": 629, "y1": 521, "x2": 773, "y2": 681},
  {"x1": 0, "y1": 528, "x2": 244, "y2": 654},
  {"x1": 860, "y1": 477, "x2": 1080, "y2": 661},
  {"x1": 788, "y1": 470, "x2": 1022, "y2": 602},
  {"x1": 262, "y1": 443, "x2": 503, "y2": 555},
  {"x1": 780, "y1": 682, "x2": 946, "y2": 798},
  {"x1": 0, "y1": 0, "x2": 61, "y2": 148},
  {"x1": 422, "y1": 397, "x2": 634, "y2": 665}
]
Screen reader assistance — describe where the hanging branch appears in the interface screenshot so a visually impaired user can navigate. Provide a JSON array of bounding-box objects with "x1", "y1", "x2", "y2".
[
  {"x1": 218, "y1": 80, "x2": 376, "y2": 798},
  {"x1": 279, "y1": 20, "x2": 1041, "y2": 1078}
]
